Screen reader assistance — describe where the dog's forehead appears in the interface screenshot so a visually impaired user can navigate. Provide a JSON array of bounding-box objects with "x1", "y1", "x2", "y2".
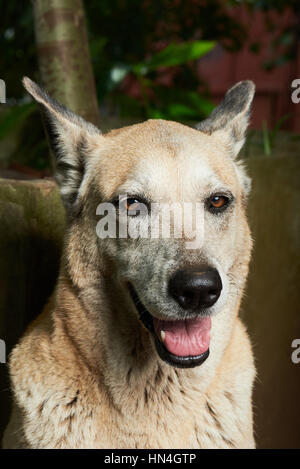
[{"x1": 95, "y1": 119, "x2": 238, "y2": 199}]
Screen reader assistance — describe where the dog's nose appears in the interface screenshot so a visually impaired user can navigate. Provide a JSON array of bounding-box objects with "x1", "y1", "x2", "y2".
[{"x1": 168, "y1": 266, "x2": 222, "y2": 310}]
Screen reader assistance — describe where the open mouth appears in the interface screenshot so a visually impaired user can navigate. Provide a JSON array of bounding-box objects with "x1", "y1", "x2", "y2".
[{"x1": 128, "y1": 284, "x2": 211, "y2": 368}]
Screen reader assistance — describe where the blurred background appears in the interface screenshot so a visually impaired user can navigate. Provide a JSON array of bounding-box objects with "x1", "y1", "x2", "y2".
[{"x1": 0, "y1": 0, "x2": 300, "y2": 449}]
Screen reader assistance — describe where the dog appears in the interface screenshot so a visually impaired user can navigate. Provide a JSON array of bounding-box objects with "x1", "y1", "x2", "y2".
[{"x1": 3, "y1": 78, "x2": 256, "y2": 449}]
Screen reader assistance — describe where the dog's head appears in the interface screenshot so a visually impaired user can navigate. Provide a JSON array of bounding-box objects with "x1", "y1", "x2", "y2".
[{"x1": 24, "y1": 78, "x2": 254, "y2": 369}]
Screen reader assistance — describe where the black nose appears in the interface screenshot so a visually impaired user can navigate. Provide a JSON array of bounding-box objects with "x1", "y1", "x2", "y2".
[{"x1": 168, "y1": 266, "x2": 222, "y2": 311}]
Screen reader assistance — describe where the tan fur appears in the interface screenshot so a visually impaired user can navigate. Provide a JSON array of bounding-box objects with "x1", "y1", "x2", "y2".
[{"x1": 3, "y1": 80, "x2": 256, "y2": 449}]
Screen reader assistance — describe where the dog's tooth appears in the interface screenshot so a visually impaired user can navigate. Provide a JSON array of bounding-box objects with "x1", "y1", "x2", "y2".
[{"x1": 161, "y1": 330, "x2": 166, "y2": 342}]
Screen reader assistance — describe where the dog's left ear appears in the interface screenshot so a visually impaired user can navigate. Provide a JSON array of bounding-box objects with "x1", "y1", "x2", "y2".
[
  {"x1": 196, "y1": 81, "x2": 255, "y2": 157},
  {"x1": 23, "y1": 77, "x2": 101, "y2": 212}
]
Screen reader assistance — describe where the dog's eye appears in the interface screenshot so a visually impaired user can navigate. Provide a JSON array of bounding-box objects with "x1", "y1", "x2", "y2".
[
  {"x1": 211, "y1": 196, "x2": 227, "y2": 208},
  {"x1": 207, "y1": 194, "x2": 231, "y2": 213},
  {"x1": 122, "y1": 198, "x2": 148, "y2": 216},
  {"x1": 126, "y1": 198, "x2": 140, "y2": 212}
]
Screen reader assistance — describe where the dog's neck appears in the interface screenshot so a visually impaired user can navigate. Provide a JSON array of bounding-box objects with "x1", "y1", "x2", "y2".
[{"x1": 52, "y1": 222, "x2": 223, "y2": 410}]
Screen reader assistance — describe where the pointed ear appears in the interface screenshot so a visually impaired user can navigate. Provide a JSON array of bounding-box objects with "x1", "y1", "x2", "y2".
[
  {"x1": 23, "y1": 77, "x2": 101, "y2": 212},
  {"x1": 196, "y1": 81, "x2": 255, "y2": 157}
]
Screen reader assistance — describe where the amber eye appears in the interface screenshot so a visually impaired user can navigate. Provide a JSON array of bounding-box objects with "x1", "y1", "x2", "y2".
[
  {"x1": 211, "y1": 196, "x2": 227, "y2": 208},
  {"x1": 121, "y1": 197, "x2": 148, "y2": 216},
  {"x1": 125, "y1": 198, "x2": 140, "y2": 211},
  {"x1": 208, "y1": 194, "x2": 231, "y2": 213}
]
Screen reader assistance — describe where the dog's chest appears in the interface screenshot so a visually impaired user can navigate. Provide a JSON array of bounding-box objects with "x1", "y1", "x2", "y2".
[
  {"x1": 17, "y1": 356, "x2": 246, "y2": 448},
  {"x1": 59, "y1": 387, "x2": 243, "y2": 449}
]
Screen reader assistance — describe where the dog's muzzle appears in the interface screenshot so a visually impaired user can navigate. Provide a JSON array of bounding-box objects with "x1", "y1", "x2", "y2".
[{"x1": 128, "y1": 265, "x2": 222, "y2": 369}]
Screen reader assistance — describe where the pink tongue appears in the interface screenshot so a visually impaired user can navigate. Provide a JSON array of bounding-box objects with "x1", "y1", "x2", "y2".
[{"x1": 153, "y1": 317, "x2": 211, "y2": 357}]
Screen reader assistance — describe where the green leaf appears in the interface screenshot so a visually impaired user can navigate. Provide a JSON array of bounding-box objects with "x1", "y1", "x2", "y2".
[
  {"x1": 262, "y1": 120, "x2": 271, "y2": 156},
  {"x1": 165, "y1": 103, "x2": 201, "y2": 120},
  {"x1": 133, "y1": 40, "x2": 215, "y2": 74},
  {"x1": 147, "y1": 108, "x2": 166, "y2": 119},
  {"x1": 147, "y1": 86, "x2": 214, "y2": 121},
  {"x1": 184, "y1": 91, "x2": 214, "y2": 115},
  {"x1": 271, "y1": 114, "x2": 290, "y2": 138}
]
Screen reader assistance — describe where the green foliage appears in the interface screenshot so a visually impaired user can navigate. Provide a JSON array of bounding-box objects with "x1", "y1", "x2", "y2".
[
  {"x1": 243, "y1": 115, "x2": 292, "y2": 158},
  {"x1": 0, "y1": 103, "x2": 36, "y2": 139},
  {"x1": 14, "y1": 111, "x2": 49, "y2": 170},
  {"x1": 262, "y1": 115, "x2": 291, "y2": 156},
  {"x1": 0, "y1": 0, "x2": 298, "y2": 171},
  {"x1": 132, "y1": 41, "x2": 215, "y2": 73},
  {"x1": 0, "y1": 103, "x2": 49, "y2": 170},
  {"x1": 144, "y1": 87, "x2": 214, "y2": 120},
  {"x1": 128, "y1": 40, "x2": 216, "y2": 119},
  {"x1": 85, "y1": 0, "x2": 246, "y2": 120}
]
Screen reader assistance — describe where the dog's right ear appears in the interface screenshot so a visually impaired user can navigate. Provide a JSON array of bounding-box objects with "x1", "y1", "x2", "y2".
[{"x1": 23, "y1": 77, "x2": 101, "y2": 212}]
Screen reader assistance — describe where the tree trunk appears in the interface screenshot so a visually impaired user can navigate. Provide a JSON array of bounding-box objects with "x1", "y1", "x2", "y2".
[{"x1": 32, "y1": 0, "x2": 100, "y2": 127}]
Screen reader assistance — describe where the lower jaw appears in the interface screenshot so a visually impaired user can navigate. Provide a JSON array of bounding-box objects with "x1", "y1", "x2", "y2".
[
  {"x1": 154, "y1": 335, "x2": 210, "y2": 368},
  {"x1": 128, "y1": 283, "x2": 210, "y2": 369}
]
